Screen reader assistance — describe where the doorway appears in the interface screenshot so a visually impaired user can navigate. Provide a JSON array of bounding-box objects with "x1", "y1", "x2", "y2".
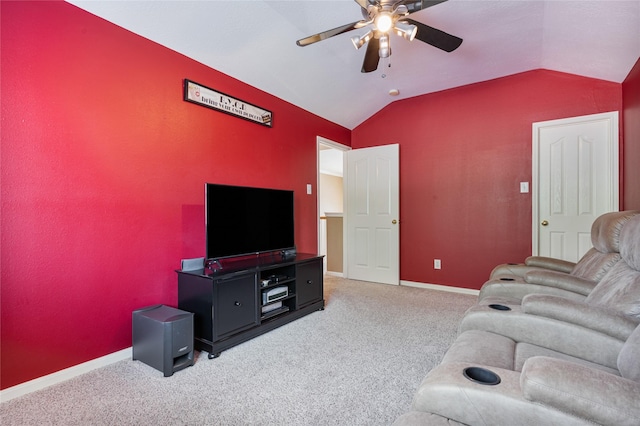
[
  {"x1": 317, "y1": 137, "x2": 349, "y2": 276},
  {"x1": 317, "y1": 139, "x2": 400, "y2": 285},
  {"x1": 344, "y1": 144, "x2": 400, "y2": 285}
]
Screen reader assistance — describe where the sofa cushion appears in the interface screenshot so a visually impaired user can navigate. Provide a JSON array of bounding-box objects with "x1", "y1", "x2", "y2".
[
  {"x1": 440, "y1": 330, "x2": 515, "y2": 370},
  {"x1": 619, "y1": 213, "x2": 640, "y2": 270},
  {"x1": 522, "y1": 294, "x2": 639, "y2": 341},
  {"x1": 590, "y1": 210, "x2": 638, "y2": 254},
  {"x1": 524, "y1": 256, "x2": 575, "y2": 272},
  {"x1": 567, "y1": 210, "x2": 638, "y2": 281},
  {"x1": 443, "y1": 330, "x2": 620, "y2": 375},
  {"x1": 514, "y1": 342, "x2": 619, "y2": 375},
  {"x1": 618, "y1": 324, "x2": 640, "y2": 381},
  {"x1": 414, "y1": 362, "x2": 591, "y2": 426},
  {"x1": 521, "y1": 356, "x2": 640, "y2": 426},
  {"x1": 524, "y1": 270, "x2": 597, "y2": 295},
  {"x1": 569, "y1": 249, "x2": 620, "y2": 281},
  {"x1": 585, "y1": 261, "x2": 640, "y2": 319}
]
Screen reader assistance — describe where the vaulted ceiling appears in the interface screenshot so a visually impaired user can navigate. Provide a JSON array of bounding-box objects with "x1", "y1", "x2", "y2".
[{"x1": 67, "y1": 0, "x2": 640, "y2": 130}]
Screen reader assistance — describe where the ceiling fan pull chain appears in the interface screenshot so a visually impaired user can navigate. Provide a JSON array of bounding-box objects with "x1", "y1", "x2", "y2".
[{"x1": 381, "y1": 56, "x2": 391, "y2": 78}]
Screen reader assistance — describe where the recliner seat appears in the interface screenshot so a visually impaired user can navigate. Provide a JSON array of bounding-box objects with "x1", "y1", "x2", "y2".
[
  {"x1": 480, "y1": 210, "x2": 639, "y2": 305},
  {"x1": 462, "y1": 213, "x2": 640, "y2": 347},
  {"x1": 394, "y1": 323, "x2": 640, "y2": 425}
]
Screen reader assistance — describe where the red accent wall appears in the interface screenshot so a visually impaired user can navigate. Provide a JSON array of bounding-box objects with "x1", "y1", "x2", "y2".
[
  {"x1": 623, "y1": 58, "x2": 640, "y2": 209},
  {"x1": 352, "y1": 70, "x2": 623, "y2": 290},
  {"x1": 0, "y1": 1, "x2": 350, "y2": 389}
]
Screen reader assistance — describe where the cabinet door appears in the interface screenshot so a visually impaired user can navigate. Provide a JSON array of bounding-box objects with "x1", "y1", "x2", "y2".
[
  {"x1": 213, "y1": 273, "x2": 259, "y2": 340},
  {"x1": 178, "y1": 273, "x2": 214, "y2": 342},
  {"x1": 296, "y1": 260, "x2": 323, "y2": 308}
]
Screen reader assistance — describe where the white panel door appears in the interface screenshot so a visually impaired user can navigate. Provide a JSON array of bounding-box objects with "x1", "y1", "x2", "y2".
[
  {"x1": 533, "y1": 112, "x2": 618, "y2": 262},
  {"x1": 345, "y1": 144, "x2": 399, "y2": 285}
]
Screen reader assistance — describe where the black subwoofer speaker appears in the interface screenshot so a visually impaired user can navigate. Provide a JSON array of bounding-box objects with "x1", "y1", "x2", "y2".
[{"x1": 132, "y1": 305, "x2": 194, "y2": 377}]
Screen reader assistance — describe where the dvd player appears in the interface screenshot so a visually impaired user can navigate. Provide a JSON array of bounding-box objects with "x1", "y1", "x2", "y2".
[{"x1": 262, "y1": 286, "x2": 288, "y2": 304}]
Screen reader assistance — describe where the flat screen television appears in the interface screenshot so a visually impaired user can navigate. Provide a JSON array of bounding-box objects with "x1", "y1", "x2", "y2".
[{"x1": 205, "y1": 183, "x2": 295, "y2": 260}]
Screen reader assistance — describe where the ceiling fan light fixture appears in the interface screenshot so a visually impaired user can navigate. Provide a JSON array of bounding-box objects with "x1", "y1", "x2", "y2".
[
  {"x1": 374, "y1": 12, "x2": 393, "y2": 33},
  {"x1": 394, "y1": 21, "x2": 417, "y2": 41},
  {"x1": 394, "y1": 5, "x2": 409, "y2": 16},
  {"x1": 351, "y1": 30, "x2": 373, "y2": 50},
  {"x1": 379, "y1": 34, "x2": 390, "y2": 58}
]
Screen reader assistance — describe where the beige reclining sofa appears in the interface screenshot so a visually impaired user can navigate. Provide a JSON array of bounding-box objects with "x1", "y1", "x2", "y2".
[
  {"x1": 480, "y1": 210, "x2": 639, "y2": 304},
  {"x1": 394, "y1": 213, "x2": 640, "y2": 425}
]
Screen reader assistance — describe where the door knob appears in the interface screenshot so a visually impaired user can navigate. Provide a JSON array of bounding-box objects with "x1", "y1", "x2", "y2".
[
  {"x1": 541, "y1": 220, "x2": 549, "y2": 226},
  {"x1": 392, "y1": 220, "x2": 398, "y2": 225}
]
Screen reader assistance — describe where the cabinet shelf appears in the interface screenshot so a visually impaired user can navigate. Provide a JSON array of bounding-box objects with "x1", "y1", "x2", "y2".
[
  {"x1": 261, "y1": 306, "x2": 290, "y2": 320},
  {"x1": 261, "y1": 278, "x2": 295, "y2": 289}
]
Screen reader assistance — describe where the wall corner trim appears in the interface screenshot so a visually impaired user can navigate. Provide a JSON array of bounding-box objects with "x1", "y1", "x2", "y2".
[{"x1": 1, "y1": 347, "x2": 132, "y2": 403}]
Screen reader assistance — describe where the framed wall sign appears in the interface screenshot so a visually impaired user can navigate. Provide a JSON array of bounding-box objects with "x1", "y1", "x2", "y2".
[{"x1": 183, "y1": 79, "x2": 273, "y2": 127}]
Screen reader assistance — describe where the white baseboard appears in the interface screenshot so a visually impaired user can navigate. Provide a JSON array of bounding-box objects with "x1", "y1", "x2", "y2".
[
  {"x1": 400, "y1": 280, "x2": 480, "y2": 296},
  {"x1": 0, "y1": 347, "x2": 132, "y2": 403},
  {"x1": 324, "y1": 271, "x2": 344, "y2": 277}
]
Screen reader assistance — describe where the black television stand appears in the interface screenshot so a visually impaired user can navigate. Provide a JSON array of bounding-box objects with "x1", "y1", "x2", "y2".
[{"x1": 177, "y1": 253, "x2": 324, "y2": 359}]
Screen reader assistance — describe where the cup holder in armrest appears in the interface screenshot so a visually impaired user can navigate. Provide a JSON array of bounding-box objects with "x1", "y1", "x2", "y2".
[
  {"x1": 463, "y1": 367, "x2": 501, "y2": 385},
  {"x1": 499, "y1": 277, "x2": 515, "y2": 281},
  {"x1": 488, "y1": 304, "x2": 511, "y2": 311}
]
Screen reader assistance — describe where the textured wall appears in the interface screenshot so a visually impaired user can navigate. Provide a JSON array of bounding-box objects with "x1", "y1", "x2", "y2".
[
  {"x1": 0, "y1": 1, "x2": 349, "y2": 389},
  {"x1": 623, "y1": 58, "x2": 640, "y2": 210},
  {"x1": 352, "y1": 70, "x2": 623, "y2": 289}
]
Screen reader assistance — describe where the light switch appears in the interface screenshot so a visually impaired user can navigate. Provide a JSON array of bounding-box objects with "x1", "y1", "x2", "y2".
[
  {"x1": 307, "y1": 184, "x2": 312, "y2": 195},
  {"x1": 520, "y1": 182, "x2": 529, "y2": 193}
]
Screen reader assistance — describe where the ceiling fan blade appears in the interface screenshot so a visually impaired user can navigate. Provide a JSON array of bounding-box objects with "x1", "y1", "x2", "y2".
[
  {"x1": 401, "y1": 0, "x2": 448, "y2": 14},
  {"x1": 353, "y1": 0, "x2": 370, "y2": 10},
  {"x1": 296, "y1": 21, "x2": 364, "y2": 47},
  {"x1": 403, "y1": 18, "x2": 462, "y2": 52},
  {"x1": 361, "y1": 37, "x2": 380, "y2": 73}
]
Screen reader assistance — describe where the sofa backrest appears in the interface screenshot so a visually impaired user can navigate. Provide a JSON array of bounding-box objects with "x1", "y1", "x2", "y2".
[
  {"x1": 570, "y1": 249, "x2": 620, "y2": 281},
  {"x1": 618, "y1": 324, "x2": 640, "y2": 381},
  {"x1": 620, "y1": 212, "x2": 640, "y2": 272},
  {"x1": 586, "y1": 214, "x2": 640, "y2": 319},
  {"x1": 571, "y1": 210, "x2": 640, "y2": 281},
  {"x1": 591, "y1": 211, "x2": 639, "y2": 253}
]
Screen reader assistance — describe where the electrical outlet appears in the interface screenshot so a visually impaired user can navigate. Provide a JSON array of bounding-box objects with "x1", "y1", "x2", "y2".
[{"x1": 434, "y1": 259, "x2": 441, "y2": 270}]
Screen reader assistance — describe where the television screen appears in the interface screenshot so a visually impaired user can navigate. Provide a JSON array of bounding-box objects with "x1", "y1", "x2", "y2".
[{"x1": 205, "y1": 183, "x2": 295, "y2": 260}]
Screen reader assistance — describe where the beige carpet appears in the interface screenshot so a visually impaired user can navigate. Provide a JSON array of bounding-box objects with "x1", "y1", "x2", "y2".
[{"x1": 0, "y1": 276, "x2": 476, "y2": 426}]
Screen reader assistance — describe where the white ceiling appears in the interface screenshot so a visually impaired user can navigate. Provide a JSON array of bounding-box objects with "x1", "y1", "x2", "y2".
[{"x1": 67, "y1": 0, "x2": 640, "y2": 130}]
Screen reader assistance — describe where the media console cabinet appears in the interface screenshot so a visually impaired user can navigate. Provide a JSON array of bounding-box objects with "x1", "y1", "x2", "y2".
[{"x1": 177, "y1": 253, "x2": 324, "y2": 359}]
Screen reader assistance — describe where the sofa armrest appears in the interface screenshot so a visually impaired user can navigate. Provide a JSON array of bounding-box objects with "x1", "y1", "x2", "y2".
[
  {"x1": 489, "y1": 263, "x2": 529, "y2": 279},
  {"x1": 522, "y1": 294, "x2": 639, "y2": 340},
  {"x1": 523, "y1": 270, "x2": 597, "y2": 296},
  {"x1": 524, "y1": 256, "x2": 575, "y2": 273},
  {"x1": 521, "y1": 356, "x2": 640, "y2": 425}
]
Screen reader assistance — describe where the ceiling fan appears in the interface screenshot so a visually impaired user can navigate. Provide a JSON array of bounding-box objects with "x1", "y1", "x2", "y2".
[{"x1": 296, "y1": 0, "x2": 462, "y2": 73}]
